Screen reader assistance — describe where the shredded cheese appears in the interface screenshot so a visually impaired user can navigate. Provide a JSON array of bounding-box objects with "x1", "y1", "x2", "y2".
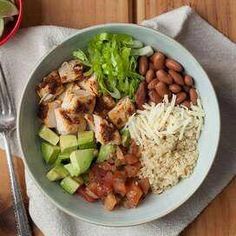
[{"x1": 126, "y1": 95, "x2": 204, "y2": 146}]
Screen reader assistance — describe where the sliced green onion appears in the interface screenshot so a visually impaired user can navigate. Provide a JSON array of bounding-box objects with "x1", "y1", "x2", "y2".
[{"x1": 131, "y1": 46, "x2": 154, "y2": 57}]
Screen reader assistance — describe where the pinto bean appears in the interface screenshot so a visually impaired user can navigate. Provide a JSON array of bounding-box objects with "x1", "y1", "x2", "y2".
[
  {"x1": 168, "y1": 70, "x2": 184, "y2": 85},
  {"x1": 169, "y1": 84, "x2": 182, "y2": 93},
  {"x1": 184, "y1": 75, "x2": 194, "y2": 87},
  {"x1": 151, "y1": 52, "x2": 165, "y2": 70},
  {"x1": 145, "y1": 69, "x2": 155, "y2": 83},
  {"x1": 189, "y1": 88, "x2": 198, "y2": 105},
  {"x1": 147, "y1": 78, "x2": 159, "y2": 90},
  {"x1": 165, "y1": 58, "x2": 183, "y2": 72},
  {"x1": 148, "y1": 90, "x2": 162, "y2": 104},
  {"x1": 135, "y1": 81, "x2": 147, "y2": 109},
  {"x1": 156, "y1": 70, "x2": 173, "y2": 85},
  {"x1": 155, "y1": 82, "x2": 170, "y2": 97},
  {"x1": 176, "y1": 92, "x2": 187, "y2": 104},
  {"x1": 138, "y1": 56, "x2": 148, "y2": 75}
]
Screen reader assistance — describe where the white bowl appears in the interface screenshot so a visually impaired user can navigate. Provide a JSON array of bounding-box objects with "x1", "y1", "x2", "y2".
[{"x1": 18, "y1": 23, "x2": 220, "y2": 226}]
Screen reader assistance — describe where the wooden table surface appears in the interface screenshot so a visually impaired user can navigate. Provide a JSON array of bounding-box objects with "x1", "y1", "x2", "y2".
[{"x1": 0, "y1": 0, "x2": 235, "y2": 235}]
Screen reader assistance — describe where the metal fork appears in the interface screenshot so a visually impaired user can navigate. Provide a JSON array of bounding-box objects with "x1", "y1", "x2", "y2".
[{"x1": 0, "y1": 63, "x2": 32, "y2": 236}]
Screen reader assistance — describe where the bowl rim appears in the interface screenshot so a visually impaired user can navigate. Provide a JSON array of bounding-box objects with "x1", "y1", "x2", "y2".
[
  {"x1": 0, "y1": 0, "x2": 23, "y2": 46},
  {"x1": 17, "y1": 23, "x2": 221, "y2": 227}
]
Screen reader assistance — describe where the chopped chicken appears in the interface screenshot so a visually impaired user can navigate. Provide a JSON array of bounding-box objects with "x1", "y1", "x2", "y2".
[
  {"x1": 108, "y1": 97, "x2": 135, "y2": 128},
  {"x1": 58, "y1": 60, "x2": 84, "y2": 83},
  {"x1": 36, "y1": 71, "x2": 64, "y2": 102},
  {"x1": 93, "y1": 115, "x2": 121, "y2": 145},
  {"x1": 57, "y1": 83, "x2": 81, "y2": 101},
  {"x1": 61, "y1": 90, "x2": 96, "y2": 114},
  {"x1": 84, "y1": 114, "x2": 95, "y2": 131},
  {"x1": 38, "y1": 100, "x2": 61, "y2": 128},
  {"x1": 94, "y1": 95, "x2": 116, "y2": 117},
  {"x1": 67, "y1": 83, "x2": 81, "y2": 94},
  {"x1": 55, "y1": 108, "x2": 87, "y2": 135},
  {"x1": 78, "y1": 74, "x2": 99, "y2": 96},
  {"x1": 101, "y1": 95, "x2": 116, "y2": 109}
]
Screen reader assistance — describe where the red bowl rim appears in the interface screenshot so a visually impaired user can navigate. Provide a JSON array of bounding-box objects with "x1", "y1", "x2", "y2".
[{"x1": 0, "y1": 0, "x2": 23, "y2": 46}]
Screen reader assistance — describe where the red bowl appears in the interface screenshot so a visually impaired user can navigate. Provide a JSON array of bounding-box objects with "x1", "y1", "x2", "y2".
[{"x1": 0, "y1": 0, "x2": 23, "y2": 46}]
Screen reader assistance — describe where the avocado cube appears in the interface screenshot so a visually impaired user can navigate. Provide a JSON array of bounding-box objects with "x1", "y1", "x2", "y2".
[
  {"x1": 60, "y1": 176, "x2": 81, "y2": 194},
  {"x1": 41, "y1": 142, "x2": 60, "y2": 164},
  {"x1": 70, "y1": 149, "x2": 94, "y2": 176},
  {"x1": 59, "y1": 135, "x2": 78, "y2": 154},
  {"x1": 96, "y1": 144, "x2": 116, "y2": 163},
  {"x1": 78, "y1": 131, "x2": 95, "y2": 149},
  {"x1": 46, "y1": 165, "x2": 69, "y2": 181},
  {"x1": 39, "y1": 126, "x2": 59, "y2": 145},
  {"x1": 64, "y1": 163, "x2": 78, "y2": 177}
]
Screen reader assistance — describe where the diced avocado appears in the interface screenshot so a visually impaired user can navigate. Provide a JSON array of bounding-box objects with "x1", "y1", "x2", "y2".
[
  {"x1": 41, "y1": 142, "x2": 60, "y2": 164},
  {"x1": 60, "y1": 176, "x2": 81, "y2": 194},
  {"x1": 39, "y1": 126, "x2": 59, "y2": 145},
  {"x1": 96, "y1": 144, "x2": 116, "y2": 163},
  {"x1": 59, "y1": 135, "x2": 78, "y2": 154},
  {"x1": 78, "y1": 131, "x2": 95, "y2": 149},
  {"x1": 70, "y1": 149, "x2": 94, "y2": 176},
  {"x1": 121, "y1": 129, "x2": 131, "y2": 147},
  {"x1": 54, "y1": 153, "x2": 71, "y2": 165},
  {"x1": 46, "y1": 165, "x2": 69, "y2": 181},
  {"x1": 64, "y1": 163, "x2": 78, "y2": 177}
]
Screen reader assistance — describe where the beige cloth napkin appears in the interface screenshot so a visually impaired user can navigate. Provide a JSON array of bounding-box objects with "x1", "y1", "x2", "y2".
[{"x1": 0, "y1": 6, "x2": 235, "y2": 236}]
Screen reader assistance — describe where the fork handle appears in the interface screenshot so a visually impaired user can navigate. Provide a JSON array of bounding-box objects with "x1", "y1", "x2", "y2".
[{"x1": 2, "y1": 133, "x2": 32, "y2": 236}]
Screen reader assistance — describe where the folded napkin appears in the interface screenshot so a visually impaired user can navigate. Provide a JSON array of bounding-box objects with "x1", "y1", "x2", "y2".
[{"x1": 0, "y1": 6, "x2": 235, "y2": 236}]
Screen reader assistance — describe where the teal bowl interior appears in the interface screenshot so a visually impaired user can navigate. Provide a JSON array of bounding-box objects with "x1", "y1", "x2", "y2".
[{"x1": 18, "y1": 23, "x2": 220, "y2": 226}]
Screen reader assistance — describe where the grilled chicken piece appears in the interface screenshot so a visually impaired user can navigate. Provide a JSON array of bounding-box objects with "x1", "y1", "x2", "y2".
[
  {"x1": 94, "y1": 95, "x2": 116, "y2": 117},
  {"x1": 67, "y1": 83, "x2": 81, "y2": 94},
  {"x1": 62, "y1": 90, "x2": 96, "y2": 114},
  {"x1": 57, "y1": 83, "x2": 81, "y2": 101},
  {"x1": 58, "y1": 60, "x2": 84, "y2": 83},
  {"x1": 36, "y1": 71, "x2": 64, "y2": 102},
  {"x1": 84, "y1": 114, "x2": 95, "y2": 131},
  {"x1": 93, "y1": 115, "x2": 121, "y2": 145},
  {"x1": 38, "y1": 100, "x2": 61, "y2": 128},
  {"x1": 78, "y1": 74, "x2": 99, "y2": 96},
  {"x1": 101, "y1": 95, "x2": 116, "y2": 109},
  {"x1": 108, "y1": 97, "x2": 135, "y2": 129},
  {"x1": 55, "y1": 108, "x2": 87, "y2": 135}
]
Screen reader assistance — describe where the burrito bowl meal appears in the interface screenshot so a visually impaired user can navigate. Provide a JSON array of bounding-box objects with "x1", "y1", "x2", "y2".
[{"x1": 36, "y1": 32, "x2": 204, "y2": 211}]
